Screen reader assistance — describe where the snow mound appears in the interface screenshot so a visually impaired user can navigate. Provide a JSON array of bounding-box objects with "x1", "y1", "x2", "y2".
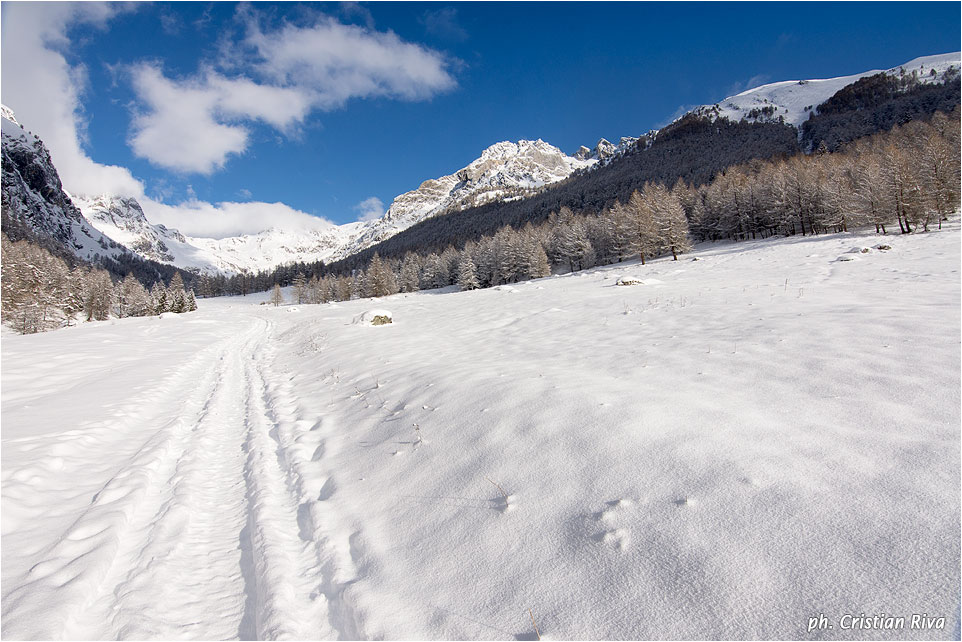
[
  {"x1": 847, "y1": 247, "x2": 873, "y2": 254},
  {"x1": 493, "y1": 285, "x2": 518, "y2": 293},
  {"x1": 353, "y1": 309, "x2": 393, "y2": 326},
  {"x1": 835, "y1": 255, "x2": 860, "y2": 262}
]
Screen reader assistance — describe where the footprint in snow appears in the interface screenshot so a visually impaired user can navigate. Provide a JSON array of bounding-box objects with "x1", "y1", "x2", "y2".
[{"x1": 591, "y1": 498, "x2": 634, "y2": 552}]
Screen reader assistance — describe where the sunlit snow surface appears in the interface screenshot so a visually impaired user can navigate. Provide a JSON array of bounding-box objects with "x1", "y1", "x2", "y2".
[{"x1": 2, "y1": 225, "x2": 959, "y2": 640}]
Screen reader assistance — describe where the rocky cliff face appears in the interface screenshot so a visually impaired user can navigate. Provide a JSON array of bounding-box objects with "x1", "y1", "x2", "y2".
[
  {"x1": 72, "y1": 193, "x2": 182, "y2": 264},
  {"x1": 1, "y1": 110, "x2": 124, "y2": 263},
  {"x1": 573, "y1": 136, "x2": 641, "y2": 163}
]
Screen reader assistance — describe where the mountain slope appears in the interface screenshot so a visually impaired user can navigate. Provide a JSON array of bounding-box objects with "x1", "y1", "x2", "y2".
[
  {"x1": 1, "y1": 115, "x2": 128, "y2": 265},
  {"x1": 695, "y1": 52, "x2": 960, "y2": 128}
]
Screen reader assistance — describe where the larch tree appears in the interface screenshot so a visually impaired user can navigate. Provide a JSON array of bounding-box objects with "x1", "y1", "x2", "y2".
[{"x1": 269, "y1": 283, "x2": 284, "y2": 307}]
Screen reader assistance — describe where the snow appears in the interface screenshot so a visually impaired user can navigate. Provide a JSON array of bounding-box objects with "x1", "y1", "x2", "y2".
[
  {"x1": 696, "y1": 52, "x2": 960, "y2": 128},
  {"x1": 2, "y1": 224, "x2": 959, "y2": 639},
  {"x1": 353, "y1": 309, "x2": 394, "y2": 325},
  {"x1": 1, "y1": 103, "x2": 21, "y2": 127}
]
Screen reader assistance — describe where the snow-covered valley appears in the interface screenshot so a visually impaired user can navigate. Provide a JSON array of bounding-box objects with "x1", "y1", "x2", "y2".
[{"x1": 2, "y1": 224, "x2": 959, "y2": 640}]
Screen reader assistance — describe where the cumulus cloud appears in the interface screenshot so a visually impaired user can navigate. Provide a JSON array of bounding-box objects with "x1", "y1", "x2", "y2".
[
  {"x1": 243, "y1": 14, "x2": 457, "y2": 107},
  {"x1": 128, "y1": 9, "x2": 456, "y2": 174},
  {"x1": 0, "y1": 2, "x2": 145, "y2": 197},
  {"x1": 128, "y1": 65, "x2": 251, "y2": 175},
  {"x1": 353, "y1": 196, "x2": 385, "y2": 222},
  {"x1": 141, "y1": 197, "x2": 336, "y2": 238}
]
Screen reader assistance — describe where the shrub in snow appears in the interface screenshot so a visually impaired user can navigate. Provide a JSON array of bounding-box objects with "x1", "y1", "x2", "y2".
[
  {"x1": 354, "y1": 309, "x2": 393, "y2": 326},
  {"x1": 615, "y1": 276, "x2": 644, "y2": 286},
  {"x1": 847, "y1": 247, "x2": 872, "y2": 254},
  {"x1": 835, "y1": 255, "x2": 859, "y2": 262},
  {"x1": 875, "y1": 244, "x2": 892, "y2": 251}
]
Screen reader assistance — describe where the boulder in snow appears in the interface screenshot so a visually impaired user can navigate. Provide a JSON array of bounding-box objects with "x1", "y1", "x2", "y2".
[{"x1": 354, "y1": 309, "x2": 393, "y2": 326}]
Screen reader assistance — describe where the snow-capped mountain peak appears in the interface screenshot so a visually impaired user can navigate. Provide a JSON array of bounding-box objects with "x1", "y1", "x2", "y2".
[{"x1": 333, "y1": 138, "x2": 597, "y2": 259}]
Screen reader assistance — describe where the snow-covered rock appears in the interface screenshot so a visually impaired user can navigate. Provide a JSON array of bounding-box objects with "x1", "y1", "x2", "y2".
[
  {"x1": 573, "y1": 136, "x2": 642, "y2": 163},
  {"x1": 353, "y1": 309, "x2": 394, "y2": 326}
]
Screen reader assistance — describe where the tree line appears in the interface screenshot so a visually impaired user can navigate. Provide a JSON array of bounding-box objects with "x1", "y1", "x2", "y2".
[
  {"x1": 266, "y1": 106, "x2": 959, "y2": 307},
  {"x1": 1, "y1": 233, "x2": 197, "y2": 335}
]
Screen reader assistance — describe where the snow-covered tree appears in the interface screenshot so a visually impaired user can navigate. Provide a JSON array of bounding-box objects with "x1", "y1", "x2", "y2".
[{"x1": 456, "y1": 253, "x2": 480, "y2": 291}]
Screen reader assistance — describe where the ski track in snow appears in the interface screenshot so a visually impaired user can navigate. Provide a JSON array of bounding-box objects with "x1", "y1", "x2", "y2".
[{"x1": 1, "y1": 315, "x2": 369, "y2": 640}]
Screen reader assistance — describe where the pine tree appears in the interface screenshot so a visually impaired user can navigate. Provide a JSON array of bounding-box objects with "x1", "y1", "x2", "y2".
[
  {"x1": 116, "y1": 273, "x2": 148, "y2": 318},
  {"x1": 367, "y1": 253, "x2": 399, "y2": 297},
  {"x1": 456, "y1": 254, "x2": 480, "y2": 290},
  {"x1": 185, "y1": 290, "x2": 198, "y2": 312},
  {"x1": 398, "y1": 253, "x2": 422, "y2": 293}
]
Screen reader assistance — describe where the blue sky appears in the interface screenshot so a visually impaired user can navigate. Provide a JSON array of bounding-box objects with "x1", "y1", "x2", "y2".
[{"x1": 1, "y1": 2, "x2": 959, "y2": 235}]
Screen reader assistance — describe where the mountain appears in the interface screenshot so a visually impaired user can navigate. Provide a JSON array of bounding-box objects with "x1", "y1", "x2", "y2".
[
  {"x1": 74, "y1": 138, "x2": 600, "y2": 274},
  {"x1": 70, "y1": 193, "x2": 364, "y2": 275},
  {"x1": 693, "y1": 52, "x2": 960, "y2": 128},
  {"x1": 335, "y1": 139, "x2": 596, "y2": 259},
  {"x1": 69, "y1": 139, "x2": 596, "y2": 275},
  {"x1": 1, "y1": 114, "x2": 128, "y2": 265},
  {"x1": 324, "y1": 53, "x2": 960, "y2": 273}
]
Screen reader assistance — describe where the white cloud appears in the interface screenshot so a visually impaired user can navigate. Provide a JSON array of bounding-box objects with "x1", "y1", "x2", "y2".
[
  {"x1": 354, "y1": 196, "x2": 385, "y2": 222},
  {"x1": 129, "y1": 65, "x2": 252, "y2": 175},
  {"x1": 141, "y1": 196, "x2": 336, "y2": 238},
  {"x1": 126, "y1": 10, "x2": 457, "y2": 173},
  {"x1": 0, "y1": 2, "x2": 145, "y2": 197},
  {"x1": 243, "y1": 14, "x2": 457, "y2": 108}
]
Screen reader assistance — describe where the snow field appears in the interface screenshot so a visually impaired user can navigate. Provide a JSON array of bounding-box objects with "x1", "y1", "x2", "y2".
[{"x1": 2, "y1": 224, "x2": 960, "y2": 639}]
